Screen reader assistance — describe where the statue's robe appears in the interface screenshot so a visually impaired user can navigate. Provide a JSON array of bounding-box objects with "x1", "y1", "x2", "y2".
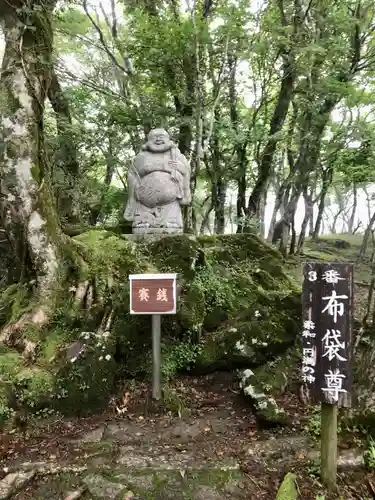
[{"x1": 124, "y1": 145, "x2": 191, "y2": 233}]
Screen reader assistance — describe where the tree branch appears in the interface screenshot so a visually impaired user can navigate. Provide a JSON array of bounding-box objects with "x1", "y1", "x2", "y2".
[{"x1": 82, "y1": 0, "x2": 131, "y2": 76}]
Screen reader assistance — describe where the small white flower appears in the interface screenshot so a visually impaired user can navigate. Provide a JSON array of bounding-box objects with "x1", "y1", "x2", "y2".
[
  {"x1": 3, "y1": 467, "x2": 9, "y2": 474},
  {"x1": 105, "y1": 354, "x2": 111, "y2": 361},
  {"x1": 99, "y1": 356, "x2": 103, "y2": 361},
  {"x1": 262, "y1": 342, "x2": 268, "y2": 347},
  {"x1": 254, "y1": 310, "x2": 261, "y2": 317},
  {"x1": 102, "y1": 331, "x2": 110, "y2": 339},
  {"x1": 70, "y1": 357, "x2": 77, "y2": 363},
  {"x1": 251, "y1": 338, "x2": 258, "y2": 344},
  {"x1": 235, "y1": 340, "x2": 246, "y2": 353},
  {"x1": 84, "y1": 333, "x2": 90, "y2": 340},
  {"x1": 229, "y1": 327, "x2": 238, "y2": 333},
  {"x1": 243, "y1": 369, "x2": 254, "y2": 378}
]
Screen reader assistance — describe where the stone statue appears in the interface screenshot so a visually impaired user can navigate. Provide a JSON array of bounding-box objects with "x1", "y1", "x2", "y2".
[{"x1": 124, "y1": 128, "x2": 191, "y2": 234}]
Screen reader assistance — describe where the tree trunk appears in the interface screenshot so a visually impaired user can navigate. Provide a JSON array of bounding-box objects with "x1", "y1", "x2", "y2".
[
  {"x1": 48, "y1": 68, "x2": 79, "y2": 177},
  {"x1": 330, "y1": 212, "x2": 340, "y2": 234},
  {"x1": 213, "y1": 179, "x2": 226, "y2": 235},
  {"x1": 313, "y1": 169, "x2": 332, "y2": 238},
  {"x1": 358, "y1": 210, "x2": 375, "y2": 262},
  {"x1": 247, "y1": 54, "x2": 295, "y2": 214},
  {"x1": 267, "y1": 202, "x2": 279, "y2": 242},
  {"x1": 347, "y1": 184, "x2": 358, "y2": 234},
  {"x1": 279, "y1": 185, "x2": 301, "y2": 257},
  {"x1": 297, "y1": 190, "x2": 314, "y2": 253},
  {"x1": 289, "y1": 214, "x2": 297, "y2": 255},
  {"x1": 258, "y1": 190, "x2": 267, "y2": 239},
  {"x1": 267, "y1": 180, "x2": 291, "y2": 242},
  {"x1": 200, "y1": 202, "x2": 213, "y2": 235},
  {"x1": 89, "y1": 136, "x2": 116, "y2": 225},
  {"x1": 236, "y1": 173, "x2": 247, "y2": 233},
  {"x1": 0, "y1": 0, "x2": 61, "y2": 293},
  {"x1": 308, "y1": 210, "x2": 314, "y2": 237},
  {"x1": 48, "y1": 69, "x2": 80, "y2": 224}
]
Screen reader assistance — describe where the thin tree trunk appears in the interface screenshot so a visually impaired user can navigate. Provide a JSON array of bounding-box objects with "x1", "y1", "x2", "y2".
[
  {"x1": 289, "y1": 215, "x2": 297, "y2": 255},
  {"x1": 267, "y1": 202, "x2": 279, "y2": 242},
  {"x1": 308, "y1": 209, "x2": 314, "y2": 237},
  {"x1": 358, "y1": 210, "x2": 375, "y2": 262},
  {"x1": 313, "y1": 178, "x2": 329, "y2": 238},
  {"x1": 330, "y1": 212, "x2": 341, "y2": 234},
  {"x1": 213, "y1": 180, "x2": 226, "y2": 234},
  {"x1": 247, "y1": 57, "x2": 295, "y2": 214},
  {"x1": 297, "y1": 190, "x2": 314, "y2": 253},
  {"x1": 236, "y1": 173, "x2": 247, "y2": 233},
  {"x1": 200, "y1": 203, "x2": 213, "y2": 235},
  {"x1": 347, "y1": 184, "x2": 358, "y2": 234},
  {"x1": 267, "y1": 181, "x2": 291, "y2": 242},
  {"x1": 258, "y1": 190, "x2": 267, "y2": 238}
]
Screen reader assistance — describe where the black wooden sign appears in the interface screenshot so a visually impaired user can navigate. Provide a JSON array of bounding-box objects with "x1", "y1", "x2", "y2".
[{"x1": 302, "y1": 262, "x2": 353, "y2": 407}]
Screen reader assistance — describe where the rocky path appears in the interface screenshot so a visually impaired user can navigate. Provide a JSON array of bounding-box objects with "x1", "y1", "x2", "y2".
[{"x1": 0, "y1": 373, "x2": 371, "y2": 499}]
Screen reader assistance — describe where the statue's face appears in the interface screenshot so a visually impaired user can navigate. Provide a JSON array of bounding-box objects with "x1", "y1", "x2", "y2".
[{"x1": 147, "y1": 129, "x2": 171, "y2": 152}]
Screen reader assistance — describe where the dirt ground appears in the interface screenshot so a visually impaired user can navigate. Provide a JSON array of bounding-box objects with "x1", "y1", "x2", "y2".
[{"x1": 0, "y1": 372, "x2": 373, "y2": 500}]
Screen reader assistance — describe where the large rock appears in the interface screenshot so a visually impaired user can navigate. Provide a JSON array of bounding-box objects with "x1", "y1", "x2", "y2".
[
  {"x1": 239, "y1": 348, "x2": 299, "y2": 425},
  {"x1": 118, "y1": 234, "x2": 300, "y2": 377},
  {"x1": 83, "y1": 474, "x2": 127, "y2": 499},
  {"x1": 0, "y1": 232, "x2": 301, "y2": 420},
  {"x1": 0, "y1": 471, "x2": 35, "y2": 500}
]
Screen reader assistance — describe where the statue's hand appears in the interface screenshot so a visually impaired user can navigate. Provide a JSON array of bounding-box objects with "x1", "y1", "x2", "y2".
[{"x1": 166, "y1": 160, "x2": 178, "y2": 173}]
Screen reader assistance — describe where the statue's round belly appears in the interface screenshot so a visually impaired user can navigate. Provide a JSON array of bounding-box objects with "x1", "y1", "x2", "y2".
[{"x1": 136, "y1": 171, "x2": 179, "y2": 208}]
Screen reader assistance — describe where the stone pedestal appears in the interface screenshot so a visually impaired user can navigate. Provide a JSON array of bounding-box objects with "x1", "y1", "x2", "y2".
[{"x1": 121, "y1": 233, "x2": 180, "y2": 244}]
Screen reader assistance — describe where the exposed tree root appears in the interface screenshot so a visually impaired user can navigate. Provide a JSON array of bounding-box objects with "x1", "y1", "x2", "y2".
[{"x1": 0, "y1": 306, "x2": 50, "y2": 361}]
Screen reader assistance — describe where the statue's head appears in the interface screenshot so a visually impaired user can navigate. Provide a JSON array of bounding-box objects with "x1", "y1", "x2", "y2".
[{"x1": 145, "y1": 128, "x2": 173, "y2": 153}]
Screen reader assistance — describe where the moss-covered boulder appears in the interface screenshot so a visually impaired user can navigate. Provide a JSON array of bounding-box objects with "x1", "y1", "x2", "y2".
[
  {"x1": 239, "y1": 348, "x2": 299, "y2": 425},
  {"x1": 0, "y1": 231, "x2": 301, "y2": 421},
  {"x1": 148, "y1": 233, "x2": 299, "y2": 337}
]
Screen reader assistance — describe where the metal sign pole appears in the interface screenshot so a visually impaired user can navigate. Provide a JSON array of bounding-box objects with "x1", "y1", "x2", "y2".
[
  {"x1": 129, "y1": 273, "x2": 178, "y2": 401},
  {"x1": 152, "y1": 314, "x2": 161, "y2": 400}
]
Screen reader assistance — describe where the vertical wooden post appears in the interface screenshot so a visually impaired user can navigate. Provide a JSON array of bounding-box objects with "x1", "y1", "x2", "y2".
[
  {"x1": 321, "y1": 402, "x2": 338, "y2": 491},
  {"x1": 152, "y1": 314, "x2": 161, "y2": 400}
]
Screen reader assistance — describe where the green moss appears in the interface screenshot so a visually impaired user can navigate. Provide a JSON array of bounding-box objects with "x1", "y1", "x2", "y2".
[
  {"x1": 0, "y1": 231, "x2": 301, "y2": 416},
  {"x1": 276, "y1": 472, "x2": 298, "y2": 500},
  {"x1": 0, "y1": 349, "x2": 24, "y2": 381},
  {"x1": 196, "y1": 293, "x2": 300, "y2": 371},
  {"x1": 14, "y1": 367, "x2": 54, "y2": 410},
  {"x1": 0, "y1": 350, "x2": 24, "y2": 425},
  {"x1": 76, "y1": 230, "x2": 151, "y2": 278},
  {"x1": 53, "y1": 332, "x2": 117, "y2": 416},
  {"x1": 146, "y1": 235, "x2": 202, "y2": 279},
  {"x1": 0, "y1": 283, "x2": 32, "y2": 326},
  {"x1": 39, "y1": 327, "x2": 68, "y2": 363},
  {"x1": 0, "y1": 389, "x2": 13, "y2": 428}
]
